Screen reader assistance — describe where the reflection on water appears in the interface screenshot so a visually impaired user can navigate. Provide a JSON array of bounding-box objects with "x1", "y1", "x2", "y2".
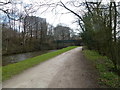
[{"x1": 2, "y1": 50, "x2": 55, "y2": 66}]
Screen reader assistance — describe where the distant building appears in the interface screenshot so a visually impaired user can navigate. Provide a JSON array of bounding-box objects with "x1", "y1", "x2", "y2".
[
  {"x1": 24, "y1": 16, "x2": 47, "y2": 39},
  {"x1": 54, "y1": 25, "x2": 70, "y2": 40}
]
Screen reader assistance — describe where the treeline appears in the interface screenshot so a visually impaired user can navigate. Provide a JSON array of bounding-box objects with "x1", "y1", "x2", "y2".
[
  {"x1": 80, "y1": 2, "x2": 120, "y2": 70},
  {"x1": 2, "y1": 16, "x2": 79, "y2": 55}
]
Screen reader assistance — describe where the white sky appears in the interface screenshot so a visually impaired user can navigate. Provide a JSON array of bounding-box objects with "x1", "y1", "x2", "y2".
[
  {"x1": 21, "y1": 0, "x2": 120, "y2": 31},
  {"x1": 27, "y1": 0, "x2": 82, "y2": 32},
  {"x1": 1, "y1": 0, "x2": 120, "y2": 33}
]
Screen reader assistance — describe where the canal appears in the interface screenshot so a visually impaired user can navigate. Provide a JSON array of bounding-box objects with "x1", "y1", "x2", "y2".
[{"x1": 2, "y1": 50, "x2": 56, "y2": 66}]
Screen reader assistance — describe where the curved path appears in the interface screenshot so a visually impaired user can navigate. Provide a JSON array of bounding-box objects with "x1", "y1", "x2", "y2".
[{"x1": 3, "y1": 47, "x2": 99, "y2": 88}]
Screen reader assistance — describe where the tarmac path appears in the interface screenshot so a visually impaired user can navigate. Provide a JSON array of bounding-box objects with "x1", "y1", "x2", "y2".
[{"x1": 3, "y1": 47, "x2": 99, "y2": 88}]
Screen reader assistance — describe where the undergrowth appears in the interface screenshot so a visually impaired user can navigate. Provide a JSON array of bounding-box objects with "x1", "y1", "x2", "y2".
[{"x1": 83, "y1": 50, "x2": 120, "y2": 88}]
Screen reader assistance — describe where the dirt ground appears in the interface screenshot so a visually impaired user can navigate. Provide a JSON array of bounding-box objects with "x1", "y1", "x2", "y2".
[{"x1": 3, "y1": 47, "x2": 99, "y2": 88}]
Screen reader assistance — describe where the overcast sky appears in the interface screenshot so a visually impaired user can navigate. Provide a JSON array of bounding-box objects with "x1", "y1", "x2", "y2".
[
  {"x1": 20, "y1": 0, "x2": 120, "y2": 32},
  {"x1": 27, "y1": 0, "x2": 82, "y2": 32},
  {"x1": 1, "y1": 0, "x2": 120, "y2": 33}
]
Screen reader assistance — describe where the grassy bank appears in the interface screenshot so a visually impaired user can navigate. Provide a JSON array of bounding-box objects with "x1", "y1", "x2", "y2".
[
  {"x1": 2, "y1": 46, "x2": 77, "y2": 81},
  {"x1": 82, "y1": 50, "x2": 120, "y2": 88}
]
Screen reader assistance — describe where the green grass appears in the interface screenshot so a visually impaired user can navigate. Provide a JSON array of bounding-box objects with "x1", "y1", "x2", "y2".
[
  {"x1": 82, "y1": 50, "x2": 120, "y2": 88},
  {"x1": 2, "y1": 46, "x2": 77, "y2": 81}
]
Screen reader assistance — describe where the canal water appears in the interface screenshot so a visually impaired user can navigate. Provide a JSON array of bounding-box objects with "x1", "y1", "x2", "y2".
[{"x1": 2, "y1": 50, "x2": 56, "y2": 66}]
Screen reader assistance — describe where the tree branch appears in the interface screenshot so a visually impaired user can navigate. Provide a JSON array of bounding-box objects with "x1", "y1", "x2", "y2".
[{"x1": 60, "y1": 1, "x2": 85, "y2": 23}]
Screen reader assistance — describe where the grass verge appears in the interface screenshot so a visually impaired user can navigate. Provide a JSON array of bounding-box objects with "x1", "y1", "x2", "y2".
[
  {"x1": 2, "y1": 46, "x2": 77, "y2": 81},
  {"x1": 82, "y1": 50, "x2": 120, "y2": 88}
]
